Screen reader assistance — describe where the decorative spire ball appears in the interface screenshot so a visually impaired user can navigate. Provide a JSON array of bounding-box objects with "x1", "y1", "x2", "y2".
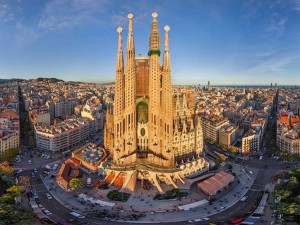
[
  {"x1": 164, "y1": 25, "x2": 170, "y2": 32},
  {"x1": 128, "y1": 13, "x2": 134, "y2": 19},
  {"x1": 152, "y1": 12, "x2": 158, "y2": 19},
  {"x1": 117, "y1": 27, "x2": 123, "y2": 33}
]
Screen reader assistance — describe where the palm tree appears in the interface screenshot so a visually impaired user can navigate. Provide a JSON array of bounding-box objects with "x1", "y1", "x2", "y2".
[{"x1": 69, "y1": 178, "x2": 84, "y2": 194}]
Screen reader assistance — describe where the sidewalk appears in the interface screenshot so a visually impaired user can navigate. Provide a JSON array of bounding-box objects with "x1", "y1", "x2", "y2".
[{"x1": 44, "y1": 162, "x2": 256, "y2": 223}]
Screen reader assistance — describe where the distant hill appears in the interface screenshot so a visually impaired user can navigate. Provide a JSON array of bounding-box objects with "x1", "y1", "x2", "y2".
[
  {"x1": 36, "y1": 77, "x2": 64, "y2": 83},
  {"x1": 0, "y1": 78, "x2": 26, "y2": 84}
]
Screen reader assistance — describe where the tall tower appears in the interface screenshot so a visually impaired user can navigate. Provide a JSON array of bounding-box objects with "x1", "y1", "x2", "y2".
[
  {"x1": 113, "y1": 14, "x2": 137, "y2": 165},
  {"x1": 148, "y1": 12, "x2": 162, "y2": 158},
  {"x1": 113, "y1": 26, "x2": 125, "y2": 164},
  {"x1": 161, "y1": 25, "x2": 174, "y2": 166},
  {"x1": 105, "y1": 12, "x2": 205, "y2": 193},
  {"x1": 124, "y1": 13, "x2": 137, "y2": 161}
]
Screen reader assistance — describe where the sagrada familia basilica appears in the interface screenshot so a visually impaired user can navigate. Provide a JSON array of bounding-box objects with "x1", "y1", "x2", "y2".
[{"x1": 104, "y1": 13, "x2": 209, "y2": 193}]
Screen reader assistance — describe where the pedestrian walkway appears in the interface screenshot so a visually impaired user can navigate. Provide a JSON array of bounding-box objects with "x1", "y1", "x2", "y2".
[{"x1": 41, "y1": 162, "x2": 257, "y2": 223}]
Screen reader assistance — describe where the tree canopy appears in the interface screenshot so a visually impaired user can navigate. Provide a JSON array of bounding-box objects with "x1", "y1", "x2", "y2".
[{"x1": 69, "y1": 178, "x2": 84, "y2": 190}]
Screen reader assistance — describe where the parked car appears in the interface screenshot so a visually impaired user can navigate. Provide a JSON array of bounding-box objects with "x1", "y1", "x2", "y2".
[
  {"x1": 70, "y1": 212, "x2": 85, "y2": 219},
  {"x1": 42, "y1": 209, "x2": 52, "y2": 216},
  {"x1": 45, "y1": 192, "x2": 53, "y2": 200}
]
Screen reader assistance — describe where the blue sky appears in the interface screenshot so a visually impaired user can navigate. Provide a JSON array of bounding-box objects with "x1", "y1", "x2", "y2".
[{"x1": 0, "y1": 0, "x2": 300, "y2": 85}]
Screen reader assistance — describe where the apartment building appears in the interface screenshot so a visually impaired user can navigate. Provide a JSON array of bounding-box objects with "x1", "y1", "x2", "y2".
[
  {"x1": 35, "y1": 117, "x2": 95, "y2": 152},
  {"x1": 241, "y1": 129, "x2": 260, "y2": 154},
  {"x1": 0, "y1": 130, "x2": 19, "y2": 155},
  {"x1": 278, "y1": 129, "x2": 300, "y2": 156},
  {"x1": 219, "y1": 125, "x2": 239, "y2": 148},
  {"x1": 201, "y1": 116, "x2": 229, "y2": 143}
]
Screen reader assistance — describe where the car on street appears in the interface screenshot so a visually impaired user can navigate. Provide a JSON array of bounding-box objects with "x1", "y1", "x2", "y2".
[
  {"x1": 45, "y1": 192, "x2": 53, "y2": 200},
  {"x1": 28, "y1": 160, "x2": 32, "y2": 165},
  {"x1": 188, "y1": 218, "x2": 205, "y2": 222},
  {"x1": 32, "y1": 192, "x2": 38, "y2": 198},
  {"x1": 42, "y1": 209, "x2": 52, "y2": 216},
  {"x1": 34, "y1": 168, "x2": 38, "y2": 173},
  {"x1": 31, "y1": 172, "x2": 35, "y2": 178},
  {"x1": 70, "y1": 212, "x2": 85, "y2": 219}
]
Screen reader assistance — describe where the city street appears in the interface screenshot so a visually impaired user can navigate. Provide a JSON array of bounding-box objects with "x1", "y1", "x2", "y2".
[{"x1": 14, "y1": 144, "x2": 290, "y2": 225}]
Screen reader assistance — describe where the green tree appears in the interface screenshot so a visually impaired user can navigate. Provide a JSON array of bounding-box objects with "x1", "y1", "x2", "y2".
[
  {"x1": 0, "y1": 161, "x2": 14, "y2": 174},
  {"x1": 295, "y1": 195, "x2": 300, "y2": 204},
  {"x1": 287, "y1": 176, "x2": 299, "y2": 191},
  {"x1": 69, "y1": 178, "x2": 84, "y2": 192},
  {"x1": 274, "y1": 189, "x2": 292, "y2": 200},
  {"x1": 6, "y1": 185, "x2": 24, "y2": 195},
  {"x1": 0, "y1": 148, "x2": 19, "y2": 161},
  {"x1": 0, "y1": 203, "x2": 38, "y2": 225}
]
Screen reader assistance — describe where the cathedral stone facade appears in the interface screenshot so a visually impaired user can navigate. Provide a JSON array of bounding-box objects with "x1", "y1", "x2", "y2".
[{"x1": 104, "y1": 13, "x2": 208, "y2": 193}]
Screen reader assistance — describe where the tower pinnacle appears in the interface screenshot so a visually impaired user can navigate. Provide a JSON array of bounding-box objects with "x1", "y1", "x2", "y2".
[
  {"x1": 152, "y1": 12, "x2": 158, "y2": 21},
  {"x1": 116, "y1": 27, "x2": 124, "y2": 71},
  {"x1": 163, "y1": 25, "x2": 171, "y2": 71},
  {"x1": 148, "y1": 12, "x2": 160, "y2": 56},
  {"x1": 164, "y1": 25, "x2": 170, "y2": 51},
  {"x1": 127, "y1": 13, "x2": 134, "y2": 50}
]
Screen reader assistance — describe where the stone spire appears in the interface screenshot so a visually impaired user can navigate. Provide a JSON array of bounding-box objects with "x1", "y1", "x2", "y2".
[
  {"x1": 127, "y1": 13, "x2": 135, "y2": 51},
  {"x1": 124, "y1": 13, "x2": 137, "y2": 160},
  {"x1": 114, "y1": 27, "x2": 124, "y2": 119},
  {"x1": 116, "y1": 27, "x2": 124, "y2": 72},
  {"x1": 148, "y1": 12, "x2": 160, "y2": 56},
  {"x1": 163, "y1": 25, "x2": 171, "y2": 71}
]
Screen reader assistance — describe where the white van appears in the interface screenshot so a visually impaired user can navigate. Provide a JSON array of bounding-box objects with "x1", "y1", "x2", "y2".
[
  {"x1": 70, "y1": 212, "x2": 85, "y2": 219},
  {"x1": 240, "y1": 196, "x2": 248, "y2": 202},
  {"x1": 86, "y1": 177, "x2": 91, "y2": 187}
]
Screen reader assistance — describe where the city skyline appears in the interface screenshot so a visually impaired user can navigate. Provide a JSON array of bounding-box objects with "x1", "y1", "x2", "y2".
[{"x1": 1, "y1": 0, "x2": 300, "y2": 85}]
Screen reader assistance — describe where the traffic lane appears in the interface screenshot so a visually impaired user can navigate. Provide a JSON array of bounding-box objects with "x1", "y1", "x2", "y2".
[
  {"x1": 208, "y1": 189, "x2": 261, "y2": 223},
  {"x1": 208, "y1": 167, "x2": 266, "y2": 223}
]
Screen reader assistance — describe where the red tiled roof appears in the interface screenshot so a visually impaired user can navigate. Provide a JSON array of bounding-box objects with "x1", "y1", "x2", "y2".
[{"x1": 197, "y1": 171, "x2": 234, "y2": 196}]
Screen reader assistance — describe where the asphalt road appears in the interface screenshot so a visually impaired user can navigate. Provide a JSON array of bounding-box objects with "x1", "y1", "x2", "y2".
[{"x1": 17, "y1": 142, "x2": 290, "y2": 225}]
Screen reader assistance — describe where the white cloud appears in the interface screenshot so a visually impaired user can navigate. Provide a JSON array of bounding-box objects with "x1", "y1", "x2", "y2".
[
  {"x1": 0, "y1": 1, "x2": 18, "y2": 22},
  {"x1": 37, "y1": 0, "x2": 110, "y2": 31},
  {"x1": 248, "y1": 53, "x2": 296, "y2": 75},
  {"x1": 266, "y1": 17, "x2": 288, "y2": 36}
]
